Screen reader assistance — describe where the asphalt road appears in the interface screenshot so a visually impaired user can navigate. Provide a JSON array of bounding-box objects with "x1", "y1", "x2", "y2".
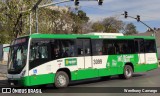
[{"x1": 0, "y1": 64, "x2": 160, "y2": 96}]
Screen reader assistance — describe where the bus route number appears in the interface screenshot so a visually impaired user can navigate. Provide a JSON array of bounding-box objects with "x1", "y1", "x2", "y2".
[{"x1": 93, "y1": 59, "x2": 102, "y2": 64}]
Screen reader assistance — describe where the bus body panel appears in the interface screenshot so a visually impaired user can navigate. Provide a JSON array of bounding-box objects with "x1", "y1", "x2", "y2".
[
  {"x1": 7, "y1": 34, "x2": 159, "y2": 87},
  {"x1": 26, "y1": 53, "x2": 157, "y2": 86}
]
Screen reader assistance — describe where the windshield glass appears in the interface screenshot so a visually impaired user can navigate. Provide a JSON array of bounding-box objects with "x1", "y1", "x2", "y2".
[{"x1": 8, "y1": 37, "x2": 28, "y2": 73}]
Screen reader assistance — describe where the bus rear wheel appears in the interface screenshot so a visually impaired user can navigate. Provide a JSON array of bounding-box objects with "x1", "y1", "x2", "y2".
[
  {"x1": 54, "y1": 71, "x2": 69, "y2": 88},
  {"x1": 119, "y1": 65, "x2": 133, "y2": 79}
]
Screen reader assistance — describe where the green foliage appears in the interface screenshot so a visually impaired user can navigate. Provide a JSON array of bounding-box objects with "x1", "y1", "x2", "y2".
[
  {"x1": 0, "y1": 1, "x2": 90, "y2": 43},
  {"x1": 92, "y1": 22, "x2": 104, "y2": 32},
  {"x1": 70, "y1": 10, "x2": 89, "y2": 34},
  {"x1": 124, "y1": 23, "x2": 138, "y2": 35},
  {"x1": 91, "y1": 17, "x2": 125, "y2": 33},
  {"x1": 0, "y1": 0, "x2": 37, "y2": 43},
  {"x1": 0, "y1": 0, "x2": 138, "y2": 44},
  {"x1": 102, "y1": 17, "x2": 125, "y2": 33},
  {"x1": 91, "y1": 17, "x2": 138, "y2": 34}
]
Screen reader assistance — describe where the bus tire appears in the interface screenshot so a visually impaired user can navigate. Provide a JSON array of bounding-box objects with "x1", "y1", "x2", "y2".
[
  {"x1": 119, "y1": 65, "x2": 133, "y2": 79},
  {"x1": 54, "y1": 71, "x2": 69, "y2": 88}
]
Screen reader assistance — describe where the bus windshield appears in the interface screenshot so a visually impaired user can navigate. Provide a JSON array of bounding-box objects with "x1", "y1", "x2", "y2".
[{"x1": 8, "y1": 37, "x2": 28, "y2": 74}]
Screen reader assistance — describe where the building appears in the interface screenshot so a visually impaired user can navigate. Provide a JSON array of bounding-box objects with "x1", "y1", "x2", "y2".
[{"x1": 134, "y1": 30, "x2": 160, "y2": 59}]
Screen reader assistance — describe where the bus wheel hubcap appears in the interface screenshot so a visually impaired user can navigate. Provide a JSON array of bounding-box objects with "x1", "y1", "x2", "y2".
[
  {"x1": 57, "y1": 75, "x2": 66, "y2": 86},
  {"x1": 126, "y1": 69, "x2": 131, "y2": 77}
]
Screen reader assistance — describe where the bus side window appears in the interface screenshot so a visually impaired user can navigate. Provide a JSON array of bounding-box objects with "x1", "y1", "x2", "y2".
[
  {"x1": 134, "y1": 39, "x2": 145, "y2": 53},
  {"x1": 84, "y1": 40, "x2": 91, "y2": 55},
  {"x1": 30, "y1": 42, "x2": 48, "y2": 60},
  {"x1": 106, "y1": 41, "x2": 115, "y2": 55},
  {"x1": 134, "y1": 40, "x2": 139, "y2": 53},
  {"x1": 139, "y1": 41, "x2": 145, "y2": 53},
  {"x1": 60, "y1": 39, "x2": 76, "y2": 57},
  {"x1": 107, "y1": 44, "x2": 114, "y2": 55},
  {"x1": 77, "y1": 40, "x2": 83, "y2": 55},
  {"x1": 51, "y1": 40, "x2": 60, "y2": 60},
  {"x1": 29, "y1": 40, "x2": 50, "y2": 70},
  {"x1": 128, "y1": 40, "x2": 135, "y2": 54},
  {"x1": 92, "y1": 40, "x2": 103, "y2": 55},
  {"x1": 145, "y1": 40, "x2": 156, "y2": 53}
]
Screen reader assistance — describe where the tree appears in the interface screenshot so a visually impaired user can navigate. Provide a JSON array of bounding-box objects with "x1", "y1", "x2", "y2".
[
  {"x1": 0, "y1": 0, "x2": 37, "y2": 43},
  {"x1": 102, "y1": 17, "x2": 124, "y2": 33},
  {"x1": 124, "y1": 23, "x2": 138, "y2": 35},
  {"x1": 70, "y1": 10, "x2": 89, "y2": 34},
  {"x1": 0, "y1": 1, "x2": 90, "y2": 43},
  {"x1": 91, "y1": 22, "x2": 105, "y2": 32}
]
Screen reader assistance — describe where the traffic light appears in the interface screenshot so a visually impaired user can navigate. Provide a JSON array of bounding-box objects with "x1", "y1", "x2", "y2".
[
  {"x1": 74, "y1": 0, "x2": 79, "y2": 6},
  {"x1": 98, "y1": 0, "x2": 103, "y2": 5},
  {"x1": 137, "y1": 15, "x2": 140, "y2": 22},
  {"x1": 124, "y1": 11, "x2": 128, "y2": 18}
]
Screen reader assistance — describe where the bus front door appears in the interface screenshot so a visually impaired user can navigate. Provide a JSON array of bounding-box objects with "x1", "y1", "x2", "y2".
[{"x1": 76, "y1": 39, "x2": 98, "y2": 80}]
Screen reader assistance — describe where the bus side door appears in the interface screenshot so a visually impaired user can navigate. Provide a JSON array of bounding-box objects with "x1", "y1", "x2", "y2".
[
  {"x1": 76, "y1": 39, "x2": 97, "y2": 80},
  {"x1": 134, "y1": 39, "x2": 145, "y2": 64}
]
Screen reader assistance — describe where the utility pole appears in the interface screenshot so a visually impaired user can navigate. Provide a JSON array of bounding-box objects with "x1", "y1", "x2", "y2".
[
  {"x1": 35, "y1": 8, "x2": 38, "y2": 33},
  {"x1": 33, "y1": 0, "x2": 71, "y2": 34},
  {"x1": 29, "y1": 12, "x2": 32, "y2": 35}
]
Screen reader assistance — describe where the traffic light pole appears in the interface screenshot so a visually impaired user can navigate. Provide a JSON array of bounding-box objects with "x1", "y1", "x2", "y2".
[
  {"x1": 139, "y1": 20, "x2": 156, "y2": 36},
  {"x1": 28, "y1": 0, "x2": 103, "y2": 34},
  {"x1": 122, "y1": 13, "x2": 156, "y2": 37}
]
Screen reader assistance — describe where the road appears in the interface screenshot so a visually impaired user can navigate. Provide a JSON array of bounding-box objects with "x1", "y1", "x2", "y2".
[{"x1": 0, "y1": 64, "x2": 160, "y2": 95}]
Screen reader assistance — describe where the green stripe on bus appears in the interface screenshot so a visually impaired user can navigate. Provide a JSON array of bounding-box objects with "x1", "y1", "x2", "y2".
[
  {"x1": 21, "y1": 73, "x2": 55, "y2": 86},
  {"x1": 21, "y1": 63, "x2": 158, "y2": 86}
]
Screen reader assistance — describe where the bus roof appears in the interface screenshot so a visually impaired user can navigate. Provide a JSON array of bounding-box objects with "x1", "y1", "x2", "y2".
[{"x1": 22, "y1": 33, "x2": 155, "y2": 40}]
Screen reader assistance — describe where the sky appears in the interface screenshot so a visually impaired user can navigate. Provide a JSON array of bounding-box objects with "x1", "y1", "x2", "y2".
[{"x1": 54, "y1": 0, "x2": 160, "y2": 33}]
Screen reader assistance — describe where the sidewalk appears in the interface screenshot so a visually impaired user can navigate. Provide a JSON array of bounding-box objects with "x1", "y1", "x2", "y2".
[
  {"x1": 0, "y1": 73, "x2": 6, "y2": 80},
  {"x1": 0, "y1": 61, "x2": 7, "y2": 65},
  {"x1": 0, "y1": 62, "x2": 7, "y2": 80}
]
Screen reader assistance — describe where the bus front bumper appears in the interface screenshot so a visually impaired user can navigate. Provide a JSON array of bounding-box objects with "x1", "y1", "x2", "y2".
[{"x1": 8, "y1": 79, "x2": 21, "y2": 86}]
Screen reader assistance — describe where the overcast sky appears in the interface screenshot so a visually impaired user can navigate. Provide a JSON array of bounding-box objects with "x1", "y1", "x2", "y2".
[{"x1": 55, "y1": 0, "x2": 160, "y2": 32}]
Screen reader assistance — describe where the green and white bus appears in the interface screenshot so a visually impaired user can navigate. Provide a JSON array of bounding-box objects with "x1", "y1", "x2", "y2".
[{"x1": 7, "y1": 33, "x2": 158, "y2": 88}]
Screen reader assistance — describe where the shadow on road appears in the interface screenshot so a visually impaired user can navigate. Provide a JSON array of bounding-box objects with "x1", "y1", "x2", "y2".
[
  {"x1": 68, "y1": 74, "x2": 145, "y2": 87},
  {"x1": 0, "y1": 74, "x2": 145, "y2": 88},
  {"x1": 0, "y1": 80, "x2": 9, "y2": 87},
  {"x1": 132, "y1": 74, "x2": 145, "y2": 77}
]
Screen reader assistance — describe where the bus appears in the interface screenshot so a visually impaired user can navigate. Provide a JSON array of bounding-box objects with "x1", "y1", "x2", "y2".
[{"x1": 7, "y1": 33, "x2": 158, "y2": 88}]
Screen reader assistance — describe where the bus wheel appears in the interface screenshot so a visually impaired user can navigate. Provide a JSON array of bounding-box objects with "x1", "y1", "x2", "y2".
[
  {"x1": 54, "y1": 71, "x2": 69, "y2": 88},
  {"x1": 119, "y1": 65, "x2": 133, "y2": 79}
]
